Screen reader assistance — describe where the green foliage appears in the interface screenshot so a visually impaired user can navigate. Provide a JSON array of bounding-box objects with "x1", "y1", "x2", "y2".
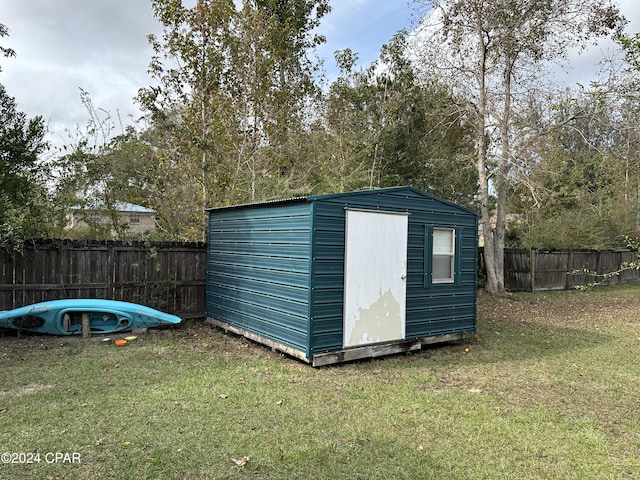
[
  {"x1": 0, "y1": 84, "x2": 52, "y2": 248},
  {"x1": 519, "y1": 208, "x2": 635, "y2": 250},
  {"x1": 52, "y1": 3, "x2": 476, "y2": 241},
  {"x1": 415, "y1": 0, "x2": 627, "y2": 294},
  {"x1": 509, "y1": 85, "x2": 640, "y2": 249},
  {"x1": 618, "y1": 32, "x2": 640, "y2": 73},
  {"x1": 323, "y1": 31, "x2": 478, "y2": 208},
  {"x1": 140, "y1": 0, "x2": 238, "y2": 240},
  {"x1": 53, "y1": 130, "x2": 151, "y2": 241},
  {"x1": 0, "y1": 22, "x2": 16, "y2": 66},
  {"x1": 135, "y1": 0, "x2": 333, "y2": 241},
  {"x1": 375, "y1": 34, "x2": 477, "y2": 207},
  {"x1": 46, "y1": 2, "x2": 636, "y2": 248}
]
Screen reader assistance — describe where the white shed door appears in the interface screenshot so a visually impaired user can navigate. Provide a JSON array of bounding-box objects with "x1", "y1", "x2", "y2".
[{"x1": 343, "y1": 209, "x2": 408, "y2": 347}]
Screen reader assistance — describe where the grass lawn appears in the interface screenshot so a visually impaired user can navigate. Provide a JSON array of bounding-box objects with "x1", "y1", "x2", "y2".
[{"x1": 1, "y1": 284, "x2": 639, "y2": 479}]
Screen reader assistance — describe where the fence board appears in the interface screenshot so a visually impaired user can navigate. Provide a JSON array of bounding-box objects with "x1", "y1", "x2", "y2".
[
  {"x1": 0, "y1": 240, "x2": 206, "y2": 318},
  {"x1": 534, "y1": 251, "x2": 570, "y2": 291},
  {"x1": 502, "y1": 248, "x2": 639, "y2": 293},
  {"x1": 503, "y1": 249, "x2": 530, "y2": 292}
]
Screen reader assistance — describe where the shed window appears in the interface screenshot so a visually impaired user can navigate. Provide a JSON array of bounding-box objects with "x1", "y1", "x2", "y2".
[{"x1": 432, "y1": 228, "x2": 455, "y2": 283}]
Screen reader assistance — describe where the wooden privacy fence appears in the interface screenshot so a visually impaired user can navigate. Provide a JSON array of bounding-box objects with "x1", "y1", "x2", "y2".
[
  {"x1": 0, "y1": 240, "x2": 206, "y2": 318},
  {"x1": 501, "y1": 248, "x2": 640, "y2": 292},
  {"x1": 3, "y1": 242, "x2": 638, "y2": 311}
]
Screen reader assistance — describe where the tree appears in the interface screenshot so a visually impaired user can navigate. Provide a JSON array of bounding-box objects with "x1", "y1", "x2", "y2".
[
  {"x1": 321, "y1": 32, "x2": 478, "y2": 207},
  {"x1": 619, "y1": 32, "x2": 640, "y2": 73},
  {"x1": 51, "y1": 89, "x2": 160, "y2": 240},
  {"x1": 0, "y1": 23, "x2": 16, "y2": 68},
  {"x1": 508, "y1": 84, "x2": 640, "y2": 249},
  {"x1": 506, "y1": 32, "x2": 640, "y2": 249},
  {"x1": 322, "y1": 48, "x2": 380, "y2": 192},
  {"x1": 374, "y1": 31, "x2": 478, "y2": 207},
  {"x1": 139, "y1": 0, "x2": 237, "y2": 241},
  {"x1": 139, "y1": 1, "x2": 330, "y2": 239},
  {"x1": 247, "y1": 0, "x2": 330, "y2": 184},
  {"x1": 0, "y1": 84, "x2": 51, "y2": 247},
  {"x1": 412, "y1": 0, "x2": 626, "y2": 294},
  {"x1": 223, "y1": 0, "x2": 330, "y2": 202}
]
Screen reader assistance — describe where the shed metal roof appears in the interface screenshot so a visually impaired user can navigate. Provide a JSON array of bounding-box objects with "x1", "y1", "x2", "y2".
[
  {"x1": 205, "y1": 196, "x2": 307, "y2": 212},
  {"x1": 205, "y1": 186, "x2": 479, "y2": 216}
]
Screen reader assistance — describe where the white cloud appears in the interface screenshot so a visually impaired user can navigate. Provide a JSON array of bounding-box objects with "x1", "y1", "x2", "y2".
[{"x1": 1, "y1": 0, "x2": 160, "y2": 148}]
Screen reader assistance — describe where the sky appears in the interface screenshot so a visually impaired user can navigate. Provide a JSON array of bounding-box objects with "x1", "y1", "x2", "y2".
[
  {"x1": 0, "y1": 0, "x2": 638, "y2": 152},
  {"x1": 0, "y1": 0, "x2": 416, "y2": 150}
]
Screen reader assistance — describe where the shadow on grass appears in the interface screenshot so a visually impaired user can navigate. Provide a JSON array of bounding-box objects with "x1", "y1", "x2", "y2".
[
  {"x1": 315, "y1": 308, "x2": 613, "y2": 372},
  {"x1": 467, "y1": 317, "x2": 612, "y2": 364},
  {"x1": 0, "y1": 289, "x2": 622, "y2": 372}
]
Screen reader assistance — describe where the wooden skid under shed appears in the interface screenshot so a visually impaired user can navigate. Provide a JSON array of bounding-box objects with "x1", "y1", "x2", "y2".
[
  {"x1": 311, "y1": 333, "x2": 464, "y2": 367},
  {"x1": 206, "y1": 317, "x2": 463, "y2": 367}
]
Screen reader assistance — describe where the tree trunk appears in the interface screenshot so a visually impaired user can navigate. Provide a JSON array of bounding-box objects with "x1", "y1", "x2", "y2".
[
  {"x1": 474, "y1": 14, "x2": 505, "y2": 296},
  {"x1": 488, "y1": 57, "x2": 516, "y2": 296}
]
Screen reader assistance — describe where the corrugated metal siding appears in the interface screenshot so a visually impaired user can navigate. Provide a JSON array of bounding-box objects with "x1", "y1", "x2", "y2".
[
  {"x1": 308, "y1": 188, "x2": 477, "y2": 355},
  {"x1": 206, "y1": 203, "x2": 313, "y2": 356},
  {"x1": 308, "y1": 202, "x2": 347, "y2": 351}
]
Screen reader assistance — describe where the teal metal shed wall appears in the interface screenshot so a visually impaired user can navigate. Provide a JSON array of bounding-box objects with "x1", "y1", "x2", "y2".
[
  {"x1": 308, "y1": 187, "x2": 478, "y2": 356},
  {"x1": 206, "y1": 202, "x2": 313, "y2": 356}
]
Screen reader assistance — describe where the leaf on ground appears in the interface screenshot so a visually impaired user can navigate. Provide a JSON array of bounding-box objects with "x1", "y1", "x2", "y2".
[{"x1": 231, "y1": 456, "x2": 250, "y2": 467}]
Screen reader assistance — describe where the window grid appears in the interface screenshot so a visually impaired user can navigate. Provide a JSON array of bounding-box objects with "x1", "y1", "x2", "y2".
[{"x1": 432, "y1": 228, "x2": 455, "y2": 284}]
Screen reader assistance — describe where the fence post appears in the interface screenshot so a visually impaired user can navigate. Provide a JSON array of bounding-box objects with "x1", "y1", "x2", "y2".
[
  {"x1": 566, "y1": 250, "x2": 573, "y2": 290},
  {"x1": 618, "y1": 251, "x2": 623, "y2": 285},
  {"x1": 108, "y1": 243, "x2": 114, "y2": 299},
  {"x1": 530, "y1": 248, "x2": 536, "y2": 293}
]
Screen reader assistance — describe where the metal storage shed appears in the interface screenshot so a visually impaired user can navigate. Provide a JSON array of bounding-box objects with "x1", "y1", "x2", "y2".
[{"x1": 206, "y1": 186, "x2": 478, "y2": 366}]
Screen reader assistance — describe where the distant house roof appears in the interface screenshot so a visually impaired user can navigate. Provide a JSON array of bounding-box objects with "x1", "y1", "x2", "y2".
[
  {"x1": 70, "y1": 201, "x2": 154, "y2": 213},
  {"x1": 112, "y1": 202, "x2": 155, "y2": 213}
]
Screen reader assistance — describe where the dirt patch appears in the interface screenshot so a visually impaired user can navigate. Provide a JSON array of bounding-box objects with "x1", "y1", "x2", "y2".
[{"x1": 0, "y1": 383, "x2": 55, "y2": 397}]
